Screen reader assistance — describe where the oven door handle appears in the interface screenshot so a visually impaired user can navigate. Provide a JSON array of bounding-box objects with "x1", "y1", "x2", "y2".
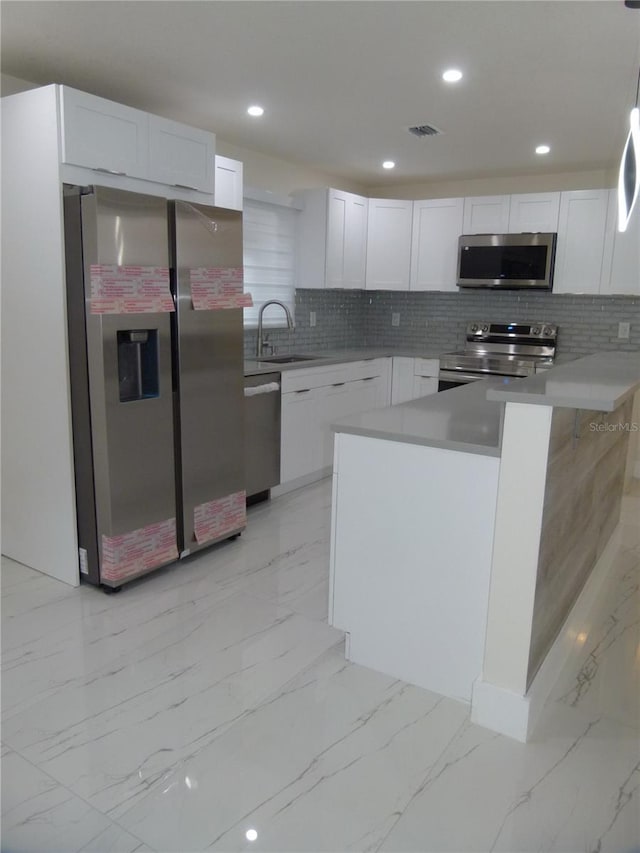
[{"x1": 438, "y1": 370, "x2": 487, "y2": 383}]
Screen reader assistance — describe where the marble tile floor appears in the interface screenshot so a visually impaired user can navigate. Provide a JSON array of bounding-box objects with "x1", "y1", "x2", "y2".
[{"x1": 1, "y1": 477, "x2": 639, "y2": 853}]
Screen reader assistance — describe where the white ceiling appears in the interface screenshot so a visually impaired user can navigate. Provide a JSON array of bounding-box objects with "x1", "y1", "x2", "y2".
[{"x1": 2, "y1": 1, "x2": 639, "y2": 188}]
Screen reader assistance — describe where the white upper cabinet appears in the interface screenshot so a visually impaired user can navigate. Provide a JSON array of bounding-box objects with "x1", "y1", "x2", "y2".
[
  {"x1": 60, "y1": 86, "x2": 148, "y2": 179},
  {"x1": 462, "y1": 195, "x2": 510, "y2": 234},
  {"x1": 214, "y1": 155, "x2": 243, "y2": 210},
  {"x1": 147, "y1": 115, "x2": 215, "y2": 192},
  {"x1": 553, "y1": 189, "x2": 610, "y2": 294},
  {"x1": 59, "y1": 85, "x2": 215, "y2": 197},
  {"x1": 296, "y1": 188, "x2": 368, "y2": 289},
  {"x1": 343, "y1": 192, "x2": 368, "y2": 289},
  {"x1": 508, "y1": 192, "x2": 560, "y2": 233},
  {"x1": 600, "y1": 188, "x2": 640, "y2": 295},
  {"x1": 410, "y1": 197, "x2": 464, "y2": 291},
  {"x1": 326, "y1": 189, "x2": 368, "y2": 289},
  {"x1": 366, "y1": 198, "x2": 413, "y2": 290}
]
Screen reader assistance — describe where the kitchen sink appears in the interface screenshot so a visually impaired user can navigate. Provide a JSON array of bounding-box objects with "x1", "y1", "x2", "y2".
[{"x1": 258, "y1": 354, "x2": 318, "y2": 364}]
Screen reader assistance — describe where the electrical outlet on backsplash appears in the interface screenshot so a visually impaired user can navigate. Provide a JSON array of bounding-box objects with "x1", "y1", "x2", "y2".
[{"x1": 243, "y1": 290, "x2": 640, "y2": 358}]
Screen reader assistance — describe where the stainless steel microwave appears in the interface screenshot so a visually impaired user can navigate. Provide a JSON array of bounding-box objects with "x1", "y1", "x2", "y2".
[{"x1": 456, "y1": 232, "x2": 557, "y2": 289}]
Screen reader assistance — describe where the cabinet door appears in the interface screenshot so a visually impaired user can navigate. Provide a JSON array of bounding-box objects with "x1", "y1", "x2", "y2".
[
  {"x1": 554, "y1": 190, "x2": 610, "y2": 294},
  {"x1": 148, "y1": 115, "x2": 215, "y2": 192},
  {"x1": 462, "y1": 195, "x2": 510, "y2": 234},
  {"x1": 320, "y1": 383, "x2": 357, "y2": 467},
  {"x1": 60, "y1": 86, "x2": 148, "y2": 178},
  {"x1": 347, "y1": 377, "x2": 382, "y2": 415},
  {"x1": 412, "y1": 375, "x2": 439, "y2": 398},
  {"x1": 214, "y1": 156, "x2": 243, "y2": 210},
  {"x1": 294, "y1": 189, "x2": 330, "y2": 290},
  {"x1": 366, "y1": 199, "x2": 413, "y2": 290},
  {"x1": 326, "y1": 190, "x2": 368, "y2": 288},
  {"x1": 410, "y1": 198, "x2": 464, "y2": 291},
  {"x1": 601, "y1": 189, "x2": 640, "y2": 295},
  {"x1": 344, "y1": 194, "x2": 368, "y2": 289},
  {"x1": 280, "y1": 389, "x2": 323, "y2": 483},
  {"x1": 508, "y1": 193, "x2": 560, "y2": 233},
  {"x1": 326, "y1": 190, "x2": 348, "y2": 287},
  {"x1": 391, "y1": 357, "x2": 416, "y2": 404}
]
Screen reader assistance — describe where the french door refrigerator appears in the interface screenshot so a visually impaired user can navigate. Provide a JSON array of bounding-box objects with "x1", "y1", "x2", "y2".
[{"x1": 63, "y1": 185, "x2": 247, "y2": 589}]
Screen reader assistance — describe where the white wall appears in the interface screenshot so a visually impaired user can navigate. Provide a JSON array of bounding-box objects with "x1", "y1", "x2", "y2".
[
  {"x1": 367, "y1": 168, "x2": 616, "y2": 200},
  {"x1": 215, "y1": 138, "x2": 367, "y2": 197},
  {"x1": 0, "y1": 73, "x2": 39, "y2": 96}
]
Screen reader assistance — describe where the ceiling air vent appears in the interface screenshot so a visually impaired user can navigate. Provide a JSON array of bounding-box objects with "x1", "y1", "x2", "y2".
[{"x1": 408, "y1": 123, "x2": 443, "y2": 138}]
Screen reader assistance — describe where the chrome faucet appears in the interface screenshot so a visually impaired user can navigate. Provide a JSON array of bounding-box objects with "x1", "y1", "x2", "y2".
[{"x1": 256, "y1": 300, "x2": 294, "y2": 358}]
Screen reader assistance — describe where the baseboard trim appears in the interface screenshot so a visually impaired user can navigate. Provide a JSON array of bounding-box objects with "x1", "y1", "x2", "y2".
[
  {"x1": 272, "y1": 467, "x2": 331, "y2": 498},
  {"x1": 472, "y1": 525, "x2": 622, "y2": 742}
]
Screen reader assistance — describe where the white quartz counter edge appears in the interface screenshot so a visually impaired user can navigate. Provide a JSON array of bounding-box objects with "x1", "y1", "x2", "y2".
[
  {"x1": 244, "y1": 348, "x2": 442, "y2": 376},
  {"x1": 486, "y1": 351, "x2": 640, "y2": 412},
  {"x1": 330, "y1": 377, "x2": 512, "y2": 457}
]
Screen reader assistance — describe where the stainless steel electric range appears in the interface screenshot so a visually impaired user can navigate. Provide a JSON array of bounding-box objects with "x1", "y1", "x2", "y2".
[{"x1": 438, "y1": 322, "x2": 558, "y2": 391}]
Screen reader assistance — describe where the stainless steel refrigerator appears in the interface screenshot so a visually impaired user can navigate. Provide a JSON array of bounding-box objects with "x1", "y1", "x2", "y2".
[{"x1": 63, "y1": 185, "x2": 246, "y2": 589}]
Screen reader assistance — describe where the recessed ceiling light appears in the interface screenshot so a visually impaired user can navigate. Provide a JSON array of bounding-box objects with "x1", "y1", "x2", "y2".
[
  {"x1": 535, "y1": 144, "x2": 551, "y2": 155},
  {"x1": 382, "y1": 160, "x2": 395, "y2": 169},
  {"x1": 442, "y1": 69, "x2": 463, "y2": 83},
  {"x1": 247, "y1": 105, "x2": 264, "y2": 117}
]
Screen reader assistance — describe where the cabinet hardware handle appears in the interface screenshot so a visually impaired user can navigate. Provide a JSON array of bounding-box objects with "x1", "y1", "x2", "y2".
[
  {"x1": 332, "y1": 382, "x2": 346, "y2": 387},
  {"x1": 295, "y1": 389, "x2": 310, "y2": 394},
  {"x1": 93, "y1": 167, "x2": 127, "y2": 176},
  {"x1": 362, "y1": 377, "x2": 376, "y2": 381},
  {"x1": 174, "y1": 183, "x2": 200, "y2": 191}
]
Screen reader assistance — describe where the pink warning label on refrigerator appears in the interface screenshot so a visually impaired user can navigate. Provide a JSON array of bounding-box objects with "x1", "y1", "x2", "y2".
[
  {"x1": 101, "y1": 517, "x2": 178, "y2": 583},
  {"x1": 190, "y1": 267, "x2": 253, "y2": 310},
  {"x1": 194, "y1": 490, "x2": 247, "y2": 545},
  {"x1": 90, "y1": 265, "x2": 174, "y2": 314}
]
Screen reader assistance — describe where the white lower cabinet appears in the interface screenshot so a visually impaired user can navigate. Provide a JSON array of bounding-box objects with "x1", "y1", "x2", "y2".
[
  {"x1": 280, "y1": 388, "x2": 324, "y2": 484},
  {"x1": 391, "y1": 357, "x2": 417, "y2": 404},
  {"x1": 280, "y1": 359, "x2": 391, "y2": 488},
  {"x1": 413, "y1": 375, "x2": 439, "y2": 397},
  {"x1": 391, "y1": 357, "x2": 440, "y2": 403}
]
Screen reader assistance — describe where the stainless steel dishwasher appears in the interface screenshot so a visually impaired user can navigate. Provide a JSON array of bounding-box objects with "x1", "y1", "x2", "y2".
[{"x1": 244, "y1": 372, "x2": 281, "y2": 502}]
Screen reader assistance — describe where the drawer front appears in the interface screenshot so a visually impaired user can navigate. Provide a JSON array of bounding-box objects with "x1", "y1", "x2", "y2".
[
  {"x1": 413, "y1": 358, "x2": 439, "y2": 378},
  {"x1": 281, "y1": 358, "x2": 389, "y2": 393}
]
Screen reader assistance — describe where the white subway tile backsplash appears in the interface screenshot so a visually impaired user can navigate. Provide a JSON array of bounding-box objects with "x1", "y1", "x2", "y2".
[{"x1": 244, "y1": 290, "x2": 640, "y2": 358}]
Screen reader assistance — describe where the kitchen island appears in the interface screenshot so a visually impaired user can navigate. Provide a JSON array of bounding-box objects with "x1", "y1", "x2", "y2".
[{"x1": 329, "y1": 352, "x2": 640, "y2": 741}]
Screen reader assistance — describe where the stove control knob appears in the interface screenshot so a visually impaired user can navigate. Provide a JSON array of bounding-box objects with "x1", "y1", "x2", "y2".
[
  {"x1": 470, "y1": 323, "x2": 479, "y2": 332},
  {"x1": 482, "y1": 324, "x2": 489, "y2": 332},
  {"x1": 543, "y1": 325, "x2": 554, "y2": 337},
  {"x1": 531, "y1": 326, "x2": 540, "y2": 335}
]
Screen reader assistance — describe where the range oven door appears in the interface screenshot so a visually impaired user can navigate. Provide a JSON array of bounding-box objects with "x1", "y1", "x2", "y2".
[{"x1": 438, "y1": 370, "x2": 487, "y2": 391}]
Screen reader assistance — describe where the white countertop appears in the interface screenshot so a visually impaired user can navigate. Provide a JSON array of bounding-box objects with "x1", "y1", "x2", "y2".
[
  {"x1": 331, "y1": 376, "x2": 511, "y2": 457},
  {"x1": 330, "y1": 351, "x2": 640, "y2": 454},
  {"x1": 486, "y1": 351, "x2": 640, "y2": 411}
]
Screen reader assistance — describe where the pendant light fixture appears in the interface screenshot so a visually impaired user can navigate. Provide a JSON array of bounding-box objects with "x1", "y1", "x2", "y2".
[{"x1": 618, "y1": 67, "x2": 640, "y2": 232}]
